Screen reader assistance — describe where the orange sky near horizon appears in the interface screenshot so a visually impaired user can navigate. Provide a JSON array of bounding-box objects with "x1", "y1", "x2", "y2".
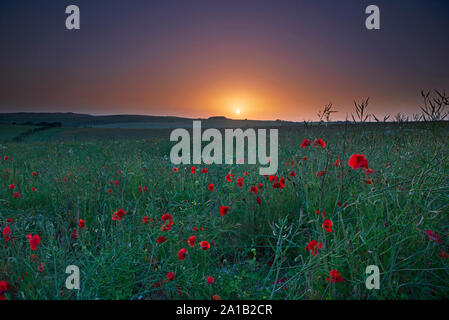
[{"x1": 1, "y1": 1, "x2": 448, "y2": 121}]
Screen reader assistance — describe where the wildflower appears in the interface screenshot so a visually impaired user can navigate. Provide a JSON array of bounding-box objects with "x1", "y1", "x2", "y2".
[
  {"x1": 425, "y1": 230, "x2": 442, "y2": 244},
  {"x1": 326, "y1": 270, "x2": 344, "y2": 283},
  {"x1": 207, "y1": 276, "x2": 215, "y2": 284},
  {"x1": 112, "y1": 209, "x2": 127, "y2": 221},
  {"x1": 157, "y1": 236, "x2": 167, "y2": 244},
  {"x1": 237, "y1": 177, "x2": 244, "y2": 187},
  {"x1": 161, "y1": 213, "x2": 174, "y2": 231},
  {"x1": 348, "y1": 154, "x2": 369, "y2": 170},
  {"x1": 167, "y1": 272, "x2": 175, "y2": 281},
  {"x1": 37, "y1": 262, "x2": 45, "y2": 272},
  {"x1": 212, "y1": 294, "x2": 221, "y2": 300},
  {"x1": 226, "y1": 174, "x2": 233, "y2": 182},
  {"x1": 13, "y1": 192, "x2": 20, "y2": 198},
  {"x1": 0, "y1": 281, "x2": 8, "y2": 300},
  {"x1": 200, "y1": 241, "x2": 210, "y2": 250},
  {"x1": 289, "y1": 171, "x2": 296, "y2": 177},
  {"x1": 208, "y1": 184, "x2": 214, "y2": 191},
  {"x1": 219, "y1": 206, "x2": 229, "y2": 216},
  {"x1": 280, "y1": 177, "x2": 286, "y2": 187},
  {"x1": 322, "y1": 219, "x2": 333, "y2": 233},
  {"x1": 26, "y1": 233, "x2": 41, "y2": 251},
  {"x1": 190, "y1": 167, "x2": 196, "y2": 174},
  {"x1": 172, "y1": 167, "x2": 179, "y2": 172},
  {"x1": 2, "y1": 226, "x2": 11, "y2": 242},
  {"x1": 314, "y1": 139, "x2": 326, "y2": 148},
  {"x1": 178, "y1": 248, "x2": 187, "y2": 260},
  {"x1": 300, "y1": 139, "x2": 311, "y2": 148},
  {"x1": 72, "y1": 229, "x2": 77, "y2": 239},
  {"x1": 250, "y1": 185, "x2": 259, "y2": 194},
  {"x1": 78, "y1": 219, "x2": 86, "y2": 230},
  {"x1": 306, "y1": 240, "x2": 323, "y2": 256},
  {"x1": 8, "y1": 184, "x2": 15, "y2": 190},
  {"x1": 202, "y1": 168, "x2": 208, "y2": 173},
  {"x1": 333, "y1": 158, "x2": 341, "y2": 168},
  {"x1": 187, "y1": 235, "x2": 196, "y2": 248}
]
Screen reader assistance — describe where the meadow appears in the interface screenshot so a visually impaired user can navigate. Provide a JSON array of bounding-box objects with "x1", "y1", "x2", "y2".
[{"x1": 0, "y1": 121, "x2": 448, "y2": 300}]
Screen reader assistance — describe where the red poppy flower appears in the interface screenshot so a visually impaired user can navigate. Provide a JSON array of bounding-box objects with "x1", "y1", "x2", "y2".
[
  {"x1": 188, "y1": 235, "x2": 196, "y2": 248},
  {"x1": 202, "y1": 168, "x2": 208, "y2": 173},
  {"x1": 258, "y1": 183, "x2": 263, "y2": 189},
  {"x1": 333, "y1": 158, "x2": 341, "y2": 168},
  {"x1": 200, "y1": 241, "x2": 210, "y2": 250},
  {"x1": 112, "y1": 209, "x2": 127, "y2": 221},
  {"x1": 237, "y1": 177, "x2": 244, "y2": 187},
  {"x1": 326, "y1": 269, "x2": 344, "y2": 283},
  {"x1": 2, "y1": 226, "x2": 11, "y2": 242},
  {"x1": 26, "y1": 233, "x2": 41, "y2": 251},
  {"x1": 8, "y1": 184, "x2": 15, "y2": 190},
  {"x1": 226, "y1": 174, "x2": 233, "y2": 182},
  {"x1": 322, "y1": 219, "x2": 333, "y2": 233},
  {"x1": 250, "y1": 185, "x2": 259, "y2": 194},
  {"x1": 306, "y1": 240, "x2": 323, "y2": 256},
  {"x1": 207, "y1": 276, "x2": 215, "y2": 284},
  {"x1": 289, "y1": 171, "x2": 296, "y2": 177},
  {"x1": 219, "y1": 206, "x2": 229, "y2": 216},
  {"x1": 300, "y1": 139, "x2": 311, "y2": 148},
  {"x1": 425, "y1": 230, "x2": 442, "y2": 244},
  {"x1": 348, "y1": 154, "x2": 369, "y2": 170},
  {"x1": 72, "y1": 229, "x2": 77, "y2": 239},
  {"x1": 190, "y1": 167, "x2": 196, "y2": 174},
  {"x1": 0, "y1": 280, "x2": 7, "y2": 300},
  {"x1": 256, "y1": 196, "x2": 262, "y2": 205},
  {"x1": 167, "y1": 272, "x2": 175, "y2": 281},
  {"x1": 3, "y1": 156, "x2": 9, "y2": 160},
  {"x1": 208, "y1": 184, "x2": 214, "y2": 191},
  {"x1": 78, "y1": 219, "x2": 86, "y2": 230},
  {"x1": 12, "y1": 192, "x2": 20, "y2": 198},
  {"x1": 32, "y1": 172, "x2": 38, "y2": 176},
  {"x1": 314, "y1": 139, "x2": 326, "y2": 148},
  {"x1": 161, "y1": 213, "x2": 174, "y2": 231},
  {"x1": 161, "y1": 213, "x2": 173, "y2": 221},
  {"x1": 157, "y1": 236, "x2": 167, "y2": 244},
  {"x1": 172, "y1": 167, "x2": 179, "y2": 172},
  {"x1": 212, "y1": 294, "x2": 221, "y2": 300},
  {"x1": 178, "y1": 248, "x2": 187, "y2": 260},
  {"x1": 279, "y1": 177, "x2": 286, "y2": 187}
]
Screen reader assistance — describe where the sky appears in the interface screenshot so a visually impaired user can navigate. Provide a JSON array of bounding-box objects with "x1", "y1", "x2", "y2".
[{"x1": 0, "y1": 0, "x2": 448, "y2": 121}]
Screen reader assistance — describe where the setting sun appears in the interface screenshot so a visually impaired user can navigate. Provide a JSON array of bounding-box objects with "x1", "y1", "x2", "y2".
[{"x1": 235, "y1": 109, "x2": 241, "y2": 115}]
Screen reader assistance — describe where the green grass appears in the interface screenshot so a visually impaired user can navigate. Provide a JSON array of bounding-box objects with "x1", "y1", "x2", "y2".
[
  {"x1": 0, "y1": 125, "x2": 37, "y2": 142},
  {"x1": 0, "y1": 122, "x2": 448, "y2": 300}
]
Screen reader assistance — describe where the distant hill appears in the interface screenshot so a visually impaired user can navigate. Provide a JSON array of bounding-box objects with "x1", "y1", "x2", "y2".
[{"x1": 0, "y1": 112, "x2": 302, "y2": 129}]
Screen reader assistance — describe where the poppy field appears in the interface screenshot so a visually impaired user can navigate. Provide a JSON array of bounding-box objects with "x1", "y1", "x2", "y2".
[{"x1": 0, "y1": 122, "x2": 448, "y2": 300}]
